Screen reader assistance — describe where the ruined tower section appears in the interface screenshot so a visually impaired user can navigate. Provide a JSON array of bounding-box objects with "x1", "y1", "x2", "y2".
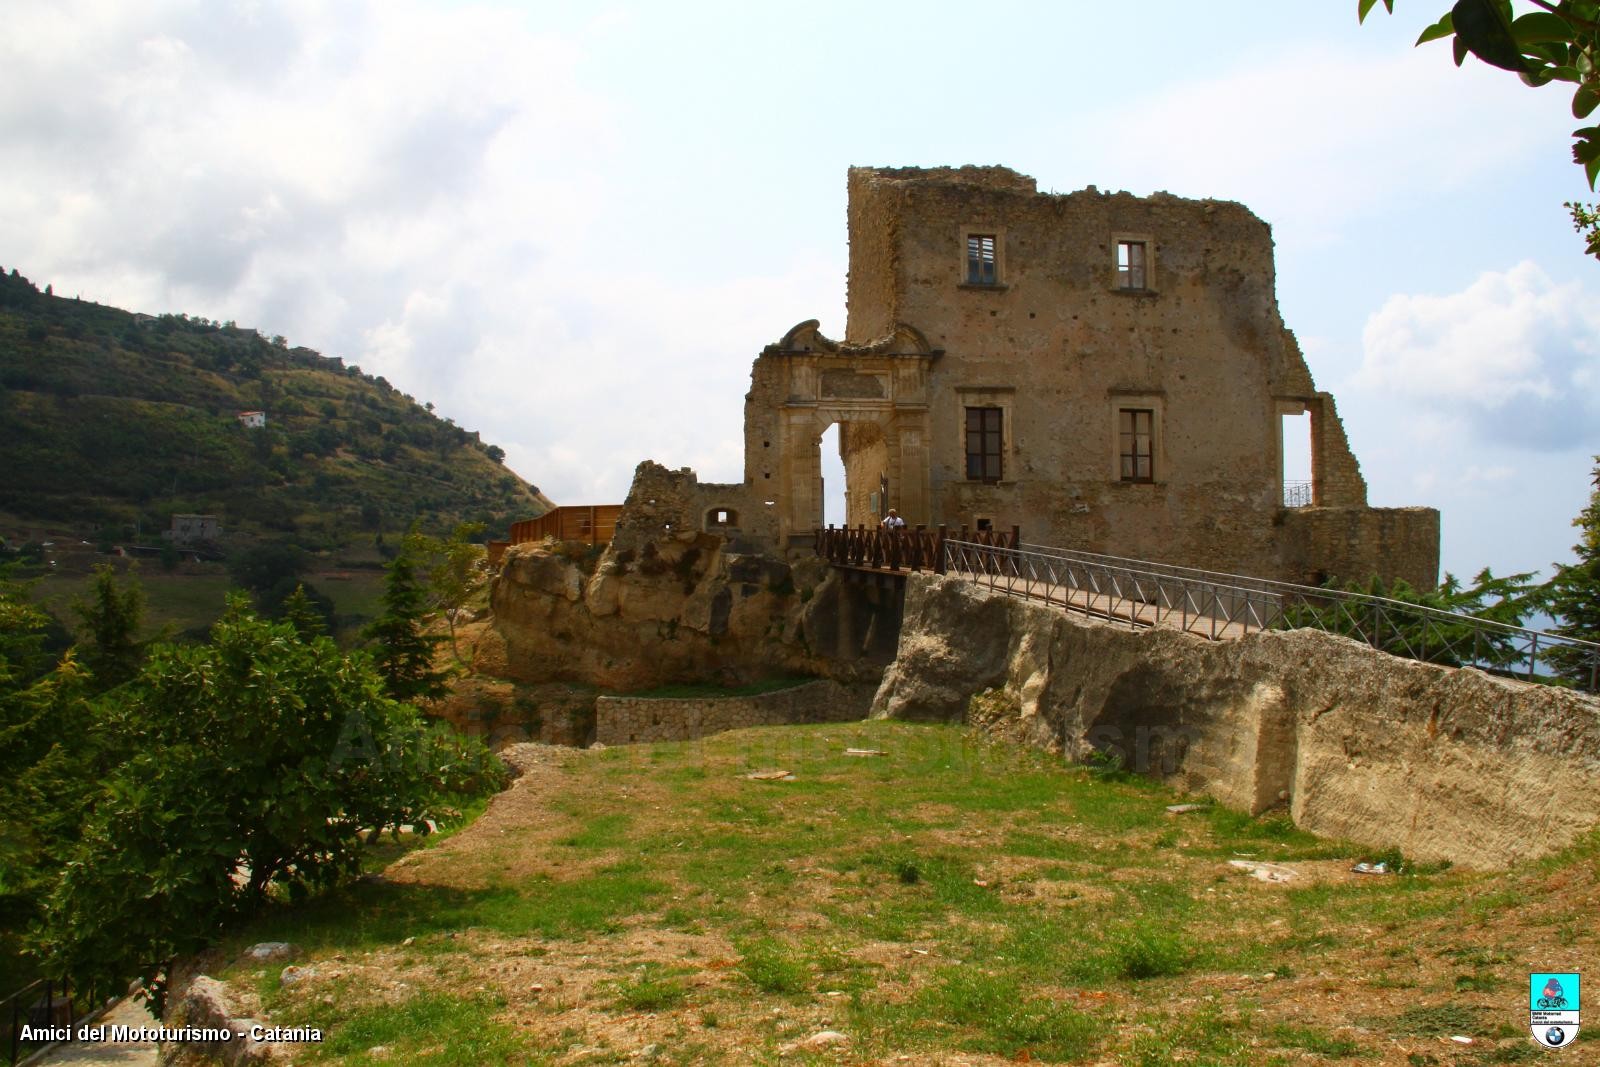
[{"x1": 837, "y1": 165, "x2": 1438, "y2": 587}]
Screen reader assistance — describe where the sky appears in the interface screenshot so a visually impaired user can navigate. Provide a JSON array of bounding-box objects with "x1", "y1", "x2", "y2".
[{"x1": 2, "y1": 0, "x2": 1597, "y2": 584}]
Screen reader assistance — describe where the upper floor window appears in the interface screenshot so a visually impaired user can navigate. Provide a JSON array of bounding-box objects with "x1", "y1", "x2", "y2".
[
  {"x1": 1117, "y1": 240, "x2": 1148, "y2": 290},
  {"x1": 966, "y1": 234, "x2": 998, "y2": 286},
  {"x1": 1119, "y1": 408, "x2": 1154, "y2": 482},
  {"x1": 966, "y1": 406, "x2": 1004, "y2": 481}
]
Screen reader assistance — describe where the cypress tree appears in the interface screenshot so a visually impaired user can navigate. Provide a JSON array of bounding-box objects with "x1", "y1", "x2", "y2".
[
  {"x1": 281, "y1": 584, "x2": 327, "y2": 641},
  {"x1": 363, "y1": 550, "x2": 449, "y2": 703}
]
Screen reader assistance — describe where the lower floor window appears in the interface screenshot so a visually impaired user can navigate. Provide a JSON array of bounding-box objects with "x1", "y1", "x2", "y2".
[
  {"x1": 966, "y1": 407, "x2": 1003, "y2": 481},
  {"x1": 1119, "y1": 408, "x2": 1153, "y2": 481}
]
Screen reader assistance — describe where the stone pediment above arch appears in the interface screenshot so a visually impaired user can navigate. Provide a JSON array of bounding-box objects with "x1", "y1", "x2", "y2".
[{"x1": 766, "y1": 320, "x2": 939, "y2": 359}]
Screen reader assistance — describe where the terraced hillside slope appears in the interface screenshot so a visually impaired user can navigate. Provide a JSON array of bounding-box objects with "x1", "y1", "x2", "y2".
[{"x1": 0, "y1": 267, "x2": 551, "y2": 550}]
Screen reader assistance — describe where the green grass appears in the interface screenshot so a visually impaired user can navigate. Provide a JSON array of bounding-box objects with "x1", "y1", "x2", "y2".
[
  {"x1": 228, "y1": 720, "x2": 1576, "y2": 1065},
  {"x1": 1272, "y1": 1023, "x2": 1363, "y2": 1057},
  {"x1": 285, "y1": 991, "x2": 542, "y2": 1065},
  {"x1": 609, "y1": 964, "x2": 693, "y2": 1012},
  {"x1": 737, "y1": 938, "x2": 810, "y2": 995}
]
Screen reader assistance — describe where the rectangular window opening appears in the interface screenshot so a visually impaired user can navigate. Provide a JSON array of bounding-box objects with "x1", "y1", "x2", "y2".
[
  {"x1": 966, "y1": 406, "x2": 1003, "y2": 482},
  {"x1": 1119, "y1": 408, "x2": 1154, "y2": 482},
  {"x1": 966, "y1": 234, "x2": 998, "y2": 286},
  {"x1": 1282, "y1": 411, "x2": 1313, "y2": 507},
  {"x1": 1117, "y1": 241, "x2": 1147, "y2": 290}
]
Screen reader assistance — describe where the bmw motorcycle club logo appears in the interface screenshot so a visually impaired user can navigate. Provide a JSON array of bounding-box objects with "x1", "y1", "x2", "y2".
[{"x1": 1530, "y1": 972, "x2": 1580, "y2": 1049}]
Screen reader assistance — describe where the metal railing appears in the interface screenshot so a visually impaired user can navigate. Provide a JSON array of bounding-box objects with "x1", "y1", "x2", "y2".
[
  {"x1": 813, "y1": 523, "x2": 1020, "y2": 574},
  {"x1": 948, "y1": 541, "x2": 1600, "y2": 693},
  {"x1": 1283, "y1": 480, "x2": 1313, "y2": 507},
  {"x1": 4, "y1": 979, "x2": 74, "y2": 1065}
]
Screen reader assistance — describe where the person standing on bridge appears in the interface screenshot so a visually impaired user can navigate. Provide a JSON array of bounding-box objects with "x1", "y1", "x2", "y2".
[{"x1": 881, "y1": 509, "x2": 905, "y2": 532}]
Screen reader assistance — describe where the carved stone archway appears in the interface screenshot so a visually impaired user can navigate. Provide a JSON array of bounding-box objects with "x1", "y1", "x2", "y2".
[{"x1": 744, "y1": 320, "x2": 941, "y2": 551}]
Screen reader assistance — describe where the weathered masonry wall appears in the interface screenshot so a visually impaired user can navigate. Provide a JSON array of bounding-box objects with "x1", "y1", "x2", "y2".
[
  {"x1": 817, "y1": 165, "x2": 1439, "y2": 588},
  {"x1": 595, "y1": 680, "x2": 873, "y2": 745},
  {"x1": 874, "y1": 574, "x2": 1600, "y2": 870}
]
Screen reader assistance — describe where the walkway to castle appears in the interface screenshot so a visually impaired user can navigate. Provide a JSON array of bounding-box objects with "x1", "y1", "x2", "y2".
[{"x1": 814, "y1": 525, "x2": 1600, "y2": 688}]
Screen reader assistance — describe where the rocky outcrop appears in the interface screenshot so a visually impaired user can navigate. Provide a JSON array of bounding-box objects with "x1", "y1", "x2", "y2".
[
  {"x1": 160, "y1": 976, "x2": 277, "y2": 1065},
  {"x1": 874, "y1": 574, "x2": 1600, "y2": 870},
  {"x1": 485, "y1": 534, "x2": 899, "y2": 692}
]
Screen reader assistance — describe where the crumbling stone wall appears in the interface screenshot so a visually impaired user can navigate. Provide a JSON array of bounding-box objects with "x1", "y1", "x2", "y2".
[
  {"x1": 594, "y1": 680, "x2": 872, "y2": 745},
  {"x1": 875, "y1": 574, "x2": 1600, "y2": 870},
  {"x1": 727, "y1": 165, "x2": 1437, "y2": 588},
  {"x1": 612, "y1": 460, "x2": 778, "y2": 552}
]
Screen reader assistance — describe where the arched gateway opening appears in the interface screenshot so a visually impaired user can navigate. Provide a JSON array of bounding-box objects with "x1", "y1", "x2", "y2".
[{"x1": 743, "y1": 320, "x2": 940, "y2": 554}]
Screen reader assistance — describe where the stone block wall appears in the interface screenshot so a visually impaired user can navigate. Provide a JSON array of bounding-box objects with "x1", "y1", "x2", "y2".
[
  {"x1": 874, "y1": 574, "x2": 1600, "y2": 870},
  {"x1": 1279, "y1": 505, "x2": 1441, "y2": 589},
  {"x1": 595, "y1": 679, "x2": 872, "y2": 745}
]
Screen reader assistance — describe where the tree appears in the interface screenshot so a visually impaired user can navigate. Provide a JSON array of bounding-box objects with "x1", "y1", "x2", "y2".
[
  {"x1": 1544, "y1": 455, "x2": 1600, "y2": 685},
  {"x1": 226, "y1": 542, "x2": 309, "y2": 597},
  {"x1": 363, "y1": 549, "x2": 451, "y2": 702},
  {"x1": 71, "y1": 564, "x2": 145, "y2": 691},
  {"x1": 41, "y1": 600, "x2": 504, "y2": 1008},
  {"x1": 405, "y1": 522, "x2": 487, "y2": 661},
  {"x1": 1283, "y1": 567, "x2": 1545, "y2": 670},
  {"x1": 280, "y1": 583, "x2": 329, "y2": 640},
  {"x1": 0, "y1": 578, "x2": 95, "y2": 985},
  {"x1": 486, "y1": 444, "x2": 506, "y2": 465},
  {"x1": 1360, "y1": 0, "x2": 1600, "y2": 257}
]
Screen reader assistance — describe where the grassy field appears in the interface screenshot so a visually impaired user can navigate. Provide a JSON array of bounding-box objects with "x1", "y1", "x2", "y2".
[
  {"x1": 206, "y1": 722, "x2": 1598, "y2": 1065},
  {"x1": 25, "y1": 558, "x2": 387, "y2": 642}
]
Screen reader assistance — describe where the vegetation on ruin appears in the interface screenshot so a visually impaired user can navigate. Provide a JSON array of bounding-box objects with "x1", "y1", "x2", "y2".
[
  {"x1": 0, "y1": 267, "x2": 549, "y2": 549},
  {"x1": 1359, "y1": 0, "x2": 1600, "y2": 258},
  {"x1": 198, "y1": 720, "x2": 1596, "y2": 1064}
]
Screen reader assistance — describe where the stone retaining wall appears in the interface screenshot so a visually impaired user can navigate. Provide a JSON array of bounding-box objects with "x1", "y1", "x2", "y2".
[
  {"x1": 874, "y1": 574, "x2": 1600, "y2": 870},
  {"x1": 595, "y1": 680, "x2": 871, "y2": 745}
]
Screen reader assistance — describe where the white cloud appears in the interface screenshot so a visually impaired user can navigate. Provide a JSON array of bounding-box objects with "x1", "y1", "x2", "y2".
[
  {"x1": 0, "y1": 0, "x2": 850, "y2": 506},
  {"x1": 1066, "y1": 46, "x2": 1568, "y2": 250},
  {"x1": 1355, "y1": 262, "x2": 1600, "y2": 450}
]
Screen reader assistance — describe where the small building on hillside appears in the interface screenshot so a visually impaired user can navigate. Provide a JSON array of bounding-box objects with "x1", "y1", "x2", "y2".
[
  {"x1": 166, "y1": 514, "x2": 222, "y2": 544},
  {"x1": 236, "y1": 410, "x2": 266, "y2": 429}
]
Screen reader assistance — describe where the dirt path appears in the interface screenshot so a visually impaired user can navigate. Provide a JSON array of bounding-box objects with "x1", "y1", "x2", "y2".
[{"x1": 32, "y1": 998, "x2": 158, "y2": 1066}]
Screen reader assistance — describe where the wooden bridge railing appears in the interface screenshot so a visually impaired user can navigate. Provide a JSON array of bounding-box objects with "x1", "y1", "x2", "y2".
[{"x1": 813, "y1": 523, "x2": 1021, "y2": 574}]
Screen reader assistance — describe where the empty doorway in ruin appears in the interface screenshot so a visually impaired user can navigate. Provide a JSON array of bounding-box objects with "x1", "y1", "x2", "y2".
[
  {"x1": 819, "y1": 419, "x2": 891, "y2": 529},
  {"x1": 755, "y1": 320, "x2": 939, "y2": 549},
  {"x1": 1277, "y1": 402, "x2": 1314, "y2": 507}
]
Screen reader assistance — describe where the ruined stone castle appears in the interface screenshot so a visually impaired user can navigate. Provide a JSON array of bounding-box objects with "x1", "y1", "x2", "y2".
[{"x1": 617, "y1": 165, "x2": 1439, "y2": 588}]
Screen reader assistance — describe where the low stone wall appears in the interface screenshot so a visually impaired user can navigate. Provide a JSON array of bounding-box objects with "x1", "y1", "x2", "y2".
[
  {"x1": 874, "y1": 574, "x2": 1600, "y2": 870},
  {"x1": 595, "y1": 680, "x2": 871, "y2": 745}
]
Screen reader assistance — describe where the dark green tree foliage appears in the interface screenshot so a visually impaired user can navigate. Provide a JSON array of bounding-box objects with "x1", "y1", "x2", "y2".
[
  {"x1": 1361, "y1": 0, "x2": 1600, "y2": 257},
  {"x1": 1284, "y1": 568, "x2": 1545, "y2": 670},
  {"x1": 0, "y1": 579, "x2": 96, "y2": 988},
  {"x1": 71, "y1": 564, "x2": 145, "y2": 691},
  {"x1": 280, "y1": 583, "x2": 328, "y2": 640},
  {"x1": 364, "y1": 550, "x2": 451, "y2": 702},
  {"x1": 227, "y1": 543, "x2": 310, "y2": 596},
  {"x1": 43, "y1": 599, "x2": 504, "y2": 1007},
  {"x1": 1545, "y1": 456, "x2": 1600, "y2": 683}
]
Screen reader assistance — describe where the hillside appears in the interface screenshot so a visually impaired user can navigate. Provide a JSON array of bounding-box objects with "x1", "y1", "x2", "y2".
[{"x1": 0, "y1": 267, "x2": 552, "y2": 551}]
